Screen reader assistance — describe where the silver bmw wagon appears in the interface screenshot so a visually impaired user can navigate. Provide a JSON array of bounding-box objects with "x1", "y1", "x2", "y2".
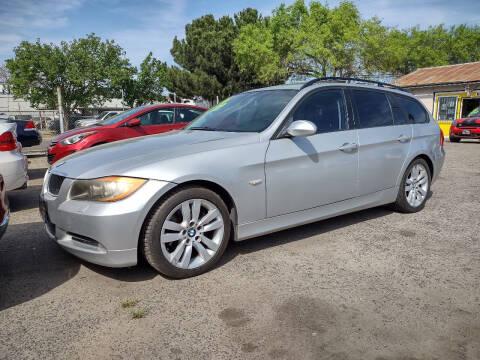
[{"x1": 40, "y1": 78, "x2": 445, "y2": 278}]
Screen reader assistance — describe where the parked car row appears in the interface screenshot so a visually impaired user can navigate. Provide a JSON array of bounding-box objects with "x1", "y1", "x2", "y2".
[
  {"x1": 47, "y1": 104, "x2": 206, "y2": 164},
  {"x1": 0, "y1": 122, "x2": 29, "y2": 241},
  {"x1": 0, "y1": 117, "x2": 42, "y2": 148},
  {"x1": 0, "y1": 122, "x2": 28, "y2": 191},
  {"x1": 39, "y1": 78, "x2": 445, "y2": 278}
]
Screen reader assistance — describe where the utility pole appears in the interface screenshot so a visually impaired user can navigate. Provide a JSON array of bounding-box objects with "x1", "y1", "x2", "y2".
[{"x1": 56, "y1": 86, "x2": 65, "y2": 133}]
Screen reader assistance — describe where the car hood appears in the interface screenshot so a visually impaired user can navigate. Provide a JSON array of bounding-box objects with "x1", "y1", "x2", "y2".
[
  {"x1": 50, "y1": 130, "x2": 259, "y2": 179},
  {"x1": 52, "y1": 125, "x2": 106, "y2": 142}
]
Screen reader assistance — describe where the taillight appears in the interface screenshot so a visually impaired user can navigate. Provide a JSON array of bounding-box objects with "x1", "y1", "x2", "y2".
[
  {"x1": 0, "y1": 131, "x2": 17, "y2": 151},
  {"x1": 440, "y1": 129, "x2": 444, "y2": 147},
  {"x1": 25, "y1": 121, "x2": 36, "y2": 130}
]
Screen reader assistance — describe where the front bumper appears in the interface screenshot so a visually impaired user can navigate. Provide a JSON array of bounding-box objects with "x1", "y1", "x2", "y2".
[
  {"x1": 40, "y1": 172, "x2": 176, "y2": 267},
  {"x1": 450, "y1": 126, "x2": 480, "y2": 138},
  {"x1": 47, "y1": 144, "x2": 75, "y2": 164}
]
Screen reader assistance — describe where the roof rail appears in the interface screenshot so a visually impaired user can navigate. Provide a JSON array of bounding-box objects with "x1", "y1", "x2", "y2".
[{"x1": 300, "y1": 77, "x2": 408, "y2": 92}]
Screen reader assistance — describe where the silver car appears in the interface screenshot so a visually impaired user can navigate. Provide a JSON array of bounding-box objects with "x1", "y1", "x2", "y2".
[{"x1": 40, "y1": 79, "x2": 445, "y2": 278}]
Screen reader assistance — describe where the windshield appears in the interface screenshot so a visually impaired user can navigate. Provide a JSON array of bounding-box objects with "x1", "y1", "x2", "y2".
[
  {"x1": 186, "y1": 90, "x2": 297, "y2": 132},
  {"x1": 95, "y1": 111, "x2": 108, "y2": 120},
  {"x1": 98, "y1": 107, "x2": 147, "y2": 126},
  {"x1": 468, "y1": 106, "x2": 480, "y2": 117}
]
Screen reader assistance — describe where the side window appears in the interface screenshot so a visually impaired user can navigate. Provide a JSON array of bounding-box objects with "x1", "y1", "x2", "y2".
[
  {"x1": 138, "y1": 108, "x2": 174, "y2": 126},
  {"x1": 292, "y1": 89, "x2": 347, "y2": 133},
  {"x1": 395, "y1": 96, "x2": 428, "y2": 124},
  {"x1": 353, "y1": 90, "x2": 393, "y2": 128},
  {"x1": 177, "y1": 108, "x2": 205, "y2": 123},
  {"x1": 387, "y1": 95, "x2": 408, "y2": 125}
]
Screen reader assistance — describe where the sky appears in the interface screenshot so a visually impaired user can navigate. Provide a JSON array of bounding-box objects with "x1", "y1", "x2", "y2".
[{"x1": 1, "y1": 0, "x2": 479, "y2": 67}]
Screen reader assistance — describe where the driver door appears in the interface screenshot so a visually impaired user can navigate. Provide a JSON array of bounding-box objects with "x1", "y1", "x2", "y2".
[
  {"x1": 123, "y1": 107, "x2": 177, "y2": 138},
  {"x1": 265, "y1": 88, "x2": 359, "y2": 217}
]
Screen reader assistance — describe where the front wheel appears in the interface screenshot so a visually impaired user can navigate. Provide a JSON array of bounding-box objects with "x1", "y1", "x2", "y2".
[
  {"x1": 141, "y1": 187, "x2": 231, "y2": 278},
  {"x1": 392, "y1": 158, "x2": 431, "y2": 213}
]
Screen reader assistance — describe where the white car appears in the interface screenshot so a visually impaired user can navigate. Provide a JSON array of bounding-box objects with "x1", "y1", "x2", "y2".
[
  {"x1": 0, "y1": 122, "x2": 28, "y2": 191},
  {"x1": 74, "y1": 111, "x2": 120, "y2": 128}
]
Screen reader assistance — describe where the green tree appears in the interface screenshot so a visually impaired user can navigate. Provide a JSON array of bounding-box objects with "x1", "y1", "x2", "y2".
[
  {"x1": 170, "y1": 8, "x2": 263, "y2": 101},
  {"x1": 121, "y1": 52, "x2": 170, "y2": 108},
  {"x1": 6, "y1": 33, "x2": 133, "y2": 128},
  {"x1": 234, "y1": 1, "x2": 371, "y2": 83}
]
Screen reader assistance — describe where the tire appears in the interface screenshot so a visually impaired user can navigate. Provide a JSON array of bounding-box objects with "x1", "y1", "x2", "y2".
[
  {"x1": 449, "y1": 136, "x2": 460, "y2": 142},
  {"x1": 141, "y1": 186, "x2": 231, "y2": 278},
  {"x1": 392, "y1": 158, "x2": 431, "y2": 213}
]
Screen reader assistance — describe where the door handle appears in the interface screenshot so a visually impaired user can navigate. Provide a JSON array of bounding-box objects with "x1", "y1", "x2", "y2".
[
  {"x1": 339, "y1": 142, "x2": 358, "y2": 153},
  {"x1": 397, "y1": 134, "x2": 411, "y2": 143}
]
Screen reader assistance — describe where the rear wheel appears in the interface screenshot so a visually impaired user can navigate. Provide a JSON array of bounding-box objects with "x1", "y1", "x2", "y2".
[
  {"x1": 141, "y1": 187, "x2": 230, "y2": 278},
  {"x1": 392, "y1": 158, "x2": 431, "y2": 213},
  {"x1": 449, "y1": 136, "x2": 460, "y2": 142}
]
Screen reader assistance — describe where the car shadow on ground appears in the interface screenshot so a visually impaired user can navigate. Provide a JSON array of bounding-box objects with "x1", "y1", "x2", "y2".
[
  {"x1": 8, "y1": 185, "x2": 42, "y2": 212},
  {"x1": 0, "y1": 222, "x2": 81, "y2": 311},
  {"x1": 85, "y1": 204, "x2": 399, "y2": 282},
  {"x1": 27, "y1": 167, "x2": 48, "y2": 180},
  {"x1": 219, "y1": 205, "x2": 396, "y2": 267}
]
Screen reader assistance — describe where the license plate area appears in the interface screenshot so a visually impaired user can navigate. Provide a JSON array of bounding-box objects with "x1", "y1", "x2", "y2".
[{"x1": 462, "y1": 130, "x2": 471, "y2": 135}]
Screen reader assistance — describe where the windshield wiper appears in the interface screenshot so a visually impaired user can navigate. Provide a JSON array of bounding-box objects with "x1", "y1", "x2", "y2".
[{"x1": 188, "y1": 126, "x2": 220, "y2": 131}]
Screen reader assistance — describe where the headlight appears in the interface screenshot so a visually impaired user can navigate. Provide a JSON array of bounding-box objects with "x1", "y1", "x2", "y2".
[
  {"x1": 69, "y1": 177, "x2": 147, "y2": 202},
  {"x1": 451, "y1": 119, "x2": 458, "y2": 127},
  {"x1": 61, "y1": 131, "x2": 97, "y2": 145}
]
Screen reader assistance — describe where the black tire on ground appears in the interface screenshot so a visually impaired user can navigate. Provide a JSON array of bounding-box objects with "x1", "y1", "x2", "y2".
[
  {"x1": 392, "y1": 158, "x2": 431, "y2": 213},
  {"x1": 141, "y1": 186, "x2": 231, "y2": 278},
  {"x1": 449, "y1": 136, "x2": 460, "y2": 142}
]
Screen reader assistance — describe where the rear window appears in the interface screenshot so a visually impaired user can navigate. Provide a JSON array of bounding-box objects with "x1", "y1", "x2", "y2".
[
  {"x1": 395, "y1": 95, "x2": 428, "y2": 124},
  {"x1": 352, "y1": 90, "x2": 393, "y2": 128},
  {"x1": 387, "y1": 95, "x2": 408, "y2": 125}
]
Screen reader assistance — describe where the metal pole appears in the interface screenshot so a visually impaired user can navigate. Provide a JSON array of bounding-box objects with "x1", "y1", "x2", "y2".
[{"x1": 56, "y1": 86, "x2": 65, "y2": 133}]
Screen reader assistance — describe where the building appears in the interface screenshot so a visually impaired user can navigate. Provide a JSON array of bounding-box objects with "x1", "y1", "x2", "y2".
[
  {"x1": 395, "y1": 62, "x2": 480, "y2": 134},
  {"x1": 0, "y1": 83, "x2": 126, "y2": 118}
]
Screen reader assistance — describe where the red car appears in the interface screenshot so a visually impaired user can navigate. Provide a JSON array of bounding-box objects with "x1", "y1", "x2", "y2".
[
  {"x1": 449, "y1": 106, "x2": 480, "y2": 142},
  {"x1": 0, "y1": 175, "x2": 8, "y2": 240},
  {"x1": 47, "y1": 104, "x2": 207, "y2": 164}
]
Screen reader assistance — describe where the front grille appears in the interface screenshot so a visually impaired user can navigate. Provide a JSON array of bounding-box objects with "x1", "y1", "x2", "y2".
[
  {"x1": 47, "y1": 154, "x2": 55, "y2": 163},
  {"x1": 48, "y1": 174, "x2": 65, "y2": 195},
  {"x1": 458, "y1": 121, "x2": 480, "y2": 128}
]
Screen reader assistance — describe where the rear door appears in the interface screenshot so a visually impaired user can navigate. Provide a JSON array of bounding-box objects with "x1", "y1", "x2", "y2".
[
  {"x1": 265, "y1": 88, "x2": 359, "y2": 217},
  {"x1": 351, "y1": 89, "x2": 412, "y2": 196}
]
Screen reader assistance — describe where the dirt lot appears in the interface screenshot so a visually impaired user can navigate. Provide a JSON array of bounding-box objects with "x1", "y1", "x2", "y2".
[{"x1": 0, "y1": 140, "x2": 479, "y2": 360}]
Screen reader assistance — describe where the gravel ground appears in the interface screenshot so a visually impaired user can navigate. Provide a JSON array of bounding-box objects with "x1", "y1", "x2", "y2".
[{"x1": 0, "y1": 140, "x2": 479, "y2": 360}]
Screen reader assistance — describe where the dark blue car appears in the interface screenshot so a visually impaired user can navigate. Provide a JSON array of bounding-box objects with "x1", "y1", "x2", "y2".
[{"x1": 0, "y1": 118, "x2": 42, "y2": 147}]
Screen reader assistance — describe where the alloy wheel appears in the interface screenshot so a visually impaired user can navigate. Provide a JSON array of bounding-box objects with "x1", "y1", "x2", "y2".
[
  {"x1": 405, "y1": 163, "x2": 429, "y2": 207},
  {"x1": 160, "y1": 199, "x2": 225, "y2": 269}
]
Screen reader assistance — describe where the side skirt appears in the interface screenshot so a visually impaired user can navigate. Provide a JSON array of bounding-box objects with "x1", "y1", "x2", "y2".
[{"x1": 236, "y1": 187, "x2": 398, "y2": 241}]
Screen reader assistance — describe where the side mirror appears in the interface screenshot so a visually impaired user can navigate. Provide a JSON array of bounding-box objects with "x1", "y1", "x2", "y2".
[
  {"x1": 126, "y1": 118, "x2": 141, "y2": 127},
  {"x1": 285, "y1": 120, "x2": 317, "y2": 137}
]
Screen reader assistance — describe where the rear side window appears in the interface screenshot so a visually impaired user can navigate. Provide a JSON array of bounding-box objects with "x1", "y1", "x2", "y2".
[
  {"x1": 139, "y1": 108, "x2": 174, "y2": 126},
  {"x1": 292, "y1": 89, "x2": 347, "y2": 133},
  {"x1": 387, "y1": 95, "x2": 408, "y2": 125},
  {"x1": 177, "y1": 108, "x2": 205, "y2": 123},
  {"x1": 352, "y1": 90, "x2": 393, "y2": 128},
  {"x1": 395, "y1": 96, "x2": 428, "y2": 124}
]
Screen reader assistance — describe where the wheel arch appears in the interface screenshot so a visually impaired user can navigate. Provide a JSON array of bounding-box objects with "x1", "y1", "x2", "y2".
[{"x1": 412, "y1": 154, "x2": 434, "y2": 178}]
